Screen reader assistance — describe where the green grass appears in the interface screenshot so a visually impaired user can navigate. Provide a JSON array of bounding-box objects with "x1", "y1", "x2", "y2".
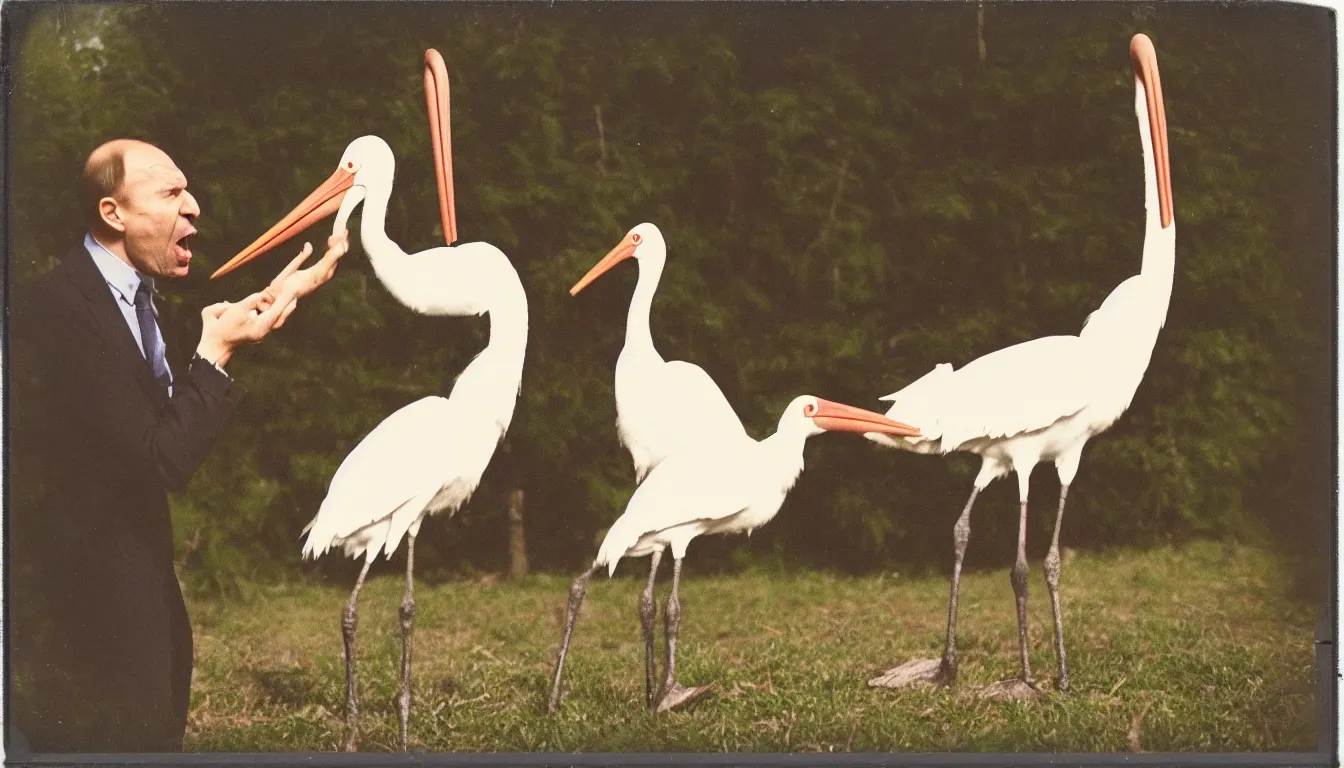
[{"x1": 184, "y1": 540, "x2": 1317, "y2": 753}]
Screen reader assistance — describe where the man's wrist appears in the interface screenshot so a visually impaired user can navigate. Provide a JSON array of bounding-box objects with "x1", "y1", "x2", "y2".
[{"x1": 195, "y1": 340, "x2": 231, "y2": 369}]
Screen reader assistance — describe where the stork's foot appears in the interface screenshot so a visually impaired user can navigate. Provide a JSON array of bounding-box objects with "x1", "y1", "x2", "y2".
[
  {"x1": 867, "y1": 658, "x2": 953, "y2": 689},
  {"x1": 655, "y1": 681, "x2": 716, "y2": 713},
  {"x1": 978, "y1": 678, "x2": 1042, "y2": 701}
]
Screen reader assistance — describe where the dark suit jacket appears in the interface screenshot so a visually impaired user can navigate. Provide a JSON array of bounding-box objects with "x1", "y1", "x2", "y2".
[{"x1": 9, "y1": 243, "x2": 242, "y2": 753}]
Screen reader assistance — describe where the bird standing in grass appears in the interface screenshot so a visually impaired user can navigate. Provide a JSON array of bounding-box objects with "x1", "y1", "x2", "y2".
[
  {"x1": 566, "y1": 222, "x2": 752, "y2": 708},
  {"x1": 548, "y1": 395, "x2": 921, "y2": 713},
  {"x1": 866, "y1": 33, "x2": 1174, "y2": 699},
  {"x1": 215, "y1": 50, "x2": 527, "y2": 751}
]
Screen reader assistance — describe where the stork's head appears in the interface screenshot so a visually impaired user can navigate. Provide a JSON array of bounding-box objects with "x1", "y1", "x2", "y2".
[
  {"x1": 211, "y1": 48, "x2": 457, "y2": 279},
  {"x1": 330, "y1": 136, "x2": 392, "y2": 233},
  {"x1": 783, "y1": 395, "x2": 921, "y2": 439},
  {"x1": 209, "y1": 136, "x2": 390, "y2": 279},
  {"x1": 568, "y1": 222, "x2": 666, "y2": 296}
]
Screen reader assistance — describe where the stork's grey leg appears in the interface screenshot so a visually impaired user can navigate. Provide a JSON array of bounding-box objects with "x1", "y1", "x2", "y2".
[
  {"x1": 981, "y1": 498, "x2": 1042, "y2": 700},
  {"x1": 342, "y1": 558, "x2": 374, "y2": 752},
  {"x1": 659, "y1": 557, "x2": 683, "y2": 699},
  {"x1": 940, "y1": 487, "x2": 979, "y2": 682},
  {"x1": 641, "y1": 550, "x2": 663, "y2": 709},
  {"x1": 655, "y1": 558, "x2": 714, "y2": 712},
  {"x1": 869, "y1": 487, "x2": 979, "y2": 689},
  {"x1": 1011, "y1": 499, "x2": 1035, "y2": 685},
  {"x1": 547, "y1": 565, "x2": 597, "y2": 714},
  {"x1": 1045, "y1": 485, "x2": 1070, "y2": 693},
  {"x1": 397, "y1": 535, "x2": 417, "y2": 752}
]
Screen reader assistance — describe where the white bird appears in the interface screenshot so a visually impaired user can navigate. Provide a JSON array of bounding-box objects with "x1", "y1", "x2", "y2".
[
  {"x1": 547, "y1": 396, "x2": 921, "y2": 714},
  {"x1": 866, "y1": 33, "x2": 1174, "y2": 700},
  {"x1": 212, "y1": 50, "x2": 528, "y2": 751},
  {"x1": 564, "y1": 223, "x2": 751, "y2": 708},
  {"x1": 569, "y1": 222, "x2": 750, "y2": 483}
]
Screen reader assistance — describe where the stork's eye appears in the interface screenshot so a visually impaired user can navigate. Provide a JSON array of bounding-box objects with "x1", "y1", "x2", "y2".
[
  {"x1": 631, "y1": 233, "x2": 643, "y2": 245},
  {"x1": 804, "y1": 403, "x2": 817, "y2": 417},
  {"x1": 345, "y1": 160, "x2": 359, "y2": 172}
]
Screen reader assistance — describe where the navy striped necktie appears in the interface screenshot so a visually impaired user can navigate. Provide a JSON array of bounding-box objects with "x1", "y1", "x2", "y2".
[{"x1": 133, "y1": 279, "x2": 171, "y2": 397}]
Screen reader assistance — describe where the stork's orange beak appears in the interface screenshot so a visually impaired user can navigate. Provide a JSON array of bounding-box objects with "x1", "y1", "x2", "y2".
[
  {"x1": 570, "y1": 232, "x2": 641, "y2": 296},
  {"x1": 812, "y1": 399, "x2": 921, "y2": 437},
  {"x1": 1130, "y1": 33, "x2": 1173, "y2": 229},
  {"x1": 211, "y1": 166, "x2": 356, "y2": 279},
  {"x1": 424, "y1": 48, "x2": 457, "y2": 245}
]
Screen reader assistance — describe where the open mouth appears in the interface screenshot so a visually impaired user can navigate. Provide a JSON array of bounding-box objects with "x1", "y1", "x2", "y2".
[{"x1": 174, "y1": 233, "x2": 194, "y2": 261}]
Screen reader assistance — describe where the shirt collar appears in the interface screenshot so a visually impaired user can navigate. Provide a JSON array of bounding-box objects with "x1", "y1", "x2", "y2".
[{"x1": 84, "y1": 232, "x2": 150, "y2": 306}]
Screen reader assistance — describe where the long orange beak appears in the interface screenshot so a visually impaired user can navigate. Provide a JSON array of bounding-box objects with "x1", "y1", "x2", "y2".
[
  {"x1": 813, "y1": 398, "x2": 921, "y2": 437},
  {"x1": 1131, "y1": 33, "x2": 1173, "y2": 229},
  {"x1": 424, "y1": 48, "x2": 457, "y2": 245},
  {"x1": 570, "y1": 233, "x2": 639, "y2": 296},
  {"x1": 211, "y1": 166, "x2": 356, "y2": 279}
]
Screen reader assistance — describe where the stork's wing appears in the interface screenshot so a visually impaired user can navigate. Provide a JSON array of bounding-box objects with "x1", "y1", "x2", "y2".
[
  {"x1": 662, "y1": 360, "x2": 750, "y2": 439},
  {"x1": 595, "y1": 433, "x2": 764, "y2": 568},
  {"x1": 301, "y1": 396, "x2": 456, "y2": 554},
  {"x1": 936, "y1": 335, "x2": 1098, "y2": 449},
  {"x1": 619, "y1": 358, "x2": 750, "y2": 481}
]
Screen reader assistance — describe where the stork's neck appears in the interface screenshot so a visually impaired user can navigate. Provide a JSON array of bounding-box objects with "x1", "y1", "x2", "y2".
[
  {"x1": 354, "y1": 174, "x2": 529, "y2": 422},
  {"x1": 484, "y1": 275, "x2": 530, "y2": 384},
  {"x1": 1136, "y1": 76, "x2": 1175, "y2": 318},
  {"x1": 624, "y1": 247, "x2": 665, "y2": 357},
  {"x1": 758, "y1": 421, "x2": 811, "y2": 491},
  {"x1": 451, "y1": 266, "x2": 529, "y2": 432},
  {"x1": 354, "y1": 175, "x2": 417, "y2": 290}
]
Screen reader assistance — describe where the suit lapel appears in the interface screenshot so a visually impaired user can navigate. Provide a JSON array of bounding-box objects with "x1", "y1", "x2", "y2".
[{"x1": 62, "y1": 244, "x2": 165, "y2": 403}]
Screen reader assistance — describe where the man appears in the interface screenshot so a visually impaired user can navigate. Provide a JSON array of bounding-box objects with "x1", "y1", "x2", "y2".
[{"x1": 8, "y1": 139, "x2": 348, "y2": 753}]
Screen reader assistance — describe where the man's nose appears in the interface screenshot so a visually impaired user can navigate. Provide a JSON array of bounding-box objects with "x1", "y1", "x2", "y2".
[{"x1": 182, "y1": 190, "x2": 201, "y2": 220}]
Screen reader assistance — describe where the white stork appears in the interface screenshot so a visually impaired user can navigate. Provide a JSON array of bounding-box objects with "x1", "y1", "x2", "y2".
[
  {"x1": 567, "y1": 222, "x2": 751, "y2": 706},
  {"x1": 213, "y1": 50, "x2": 527, "y2": 750},
  {"x1": 865, "y1": 33, "x2": 1174, "y2": 699},
  {"x1": 569, "y1": 222, "x2": 750, "y2": 480},
  {"x1": 547, "y1": 396, "x2": 921, "y2": 713}
]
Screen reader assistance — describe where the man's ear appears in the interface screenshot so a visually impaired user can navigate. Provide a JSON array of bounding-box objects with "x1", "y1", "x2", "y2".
[{"x1": 98, "y1": 197, "x2": 126, "y2": 233}]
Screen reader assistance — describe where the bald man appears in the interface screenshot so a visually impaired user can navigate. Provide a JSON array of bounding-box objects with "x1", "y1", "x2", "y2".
[{"x1": 9, "y1": 139, "x2": 348, "y2": 753}]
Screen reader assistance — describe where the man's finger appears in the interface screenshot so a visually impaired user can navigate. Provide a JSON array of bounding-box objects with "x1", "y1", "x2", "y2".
[
  {"x1": 281, "y1": 243, "x2": 314, "y2": 279},
  {"x1": 236, "y1": 292, "x2": 268, "y2": 312},
  {"x1": 255, "y1": 290, "x2": 298, "y2": 327},
  {"x1": 273, "y1": 293, "x2": 300, "y2": 329},
  {"x1": 201, "y1": 301, "x2": 231, "y2": 320}
]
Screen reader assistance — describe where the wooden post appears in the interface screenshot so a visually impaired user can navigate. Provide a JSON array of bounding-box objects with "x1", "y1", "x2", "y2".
[
  {"x1": 977, "y1": 1, "x2": 987, "y2": 65},
  {"x1": 507, "y1": 489, "x2": 528, "y2": 579}
]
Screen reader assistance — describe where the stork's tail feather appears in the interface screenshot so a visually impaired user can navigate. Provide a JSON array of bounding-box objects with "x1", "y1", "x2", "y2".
[
  {"x1": 298, "y1": 514, "x2": 323, "y2": 560},
  {"x1": 594, "y1": 556, "x2": 617, "y2": 578},
  {"x1": 592, "y1": 548, "x2": 621, "y2": 578},
  {"x1": 299, "y1": 541, "x2": 328, "y2": 561},
  {"x1": 594, "y1": 536, "x2": 629, "y2": 578}
]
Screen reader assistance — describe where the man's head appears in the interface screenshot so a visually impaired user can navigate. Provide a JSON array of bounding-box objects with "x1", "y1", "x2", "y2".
[{"x1": 80, "y1": 139, "x2": 199, "y2": 278}]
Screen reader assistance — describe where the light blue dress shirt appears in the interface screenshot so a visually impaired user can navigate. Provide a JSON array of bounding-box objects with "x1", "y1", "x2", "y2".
[{"x1": 84, "y1": 233, "x2": 174, "y2": 396}]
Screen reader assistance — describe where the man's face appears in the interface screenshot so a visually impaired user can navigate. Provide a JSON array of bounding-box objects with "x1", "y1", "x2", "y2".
[{"x1": 111, "y1": 146, "x2": 200, "y2": 278}]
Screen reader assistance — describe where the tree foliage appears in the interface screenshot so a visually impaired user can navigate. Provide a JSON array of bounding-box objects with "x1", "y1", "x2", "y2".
[{"x1": 5, "y1": 3, "x2": 1332, "y2": 597}]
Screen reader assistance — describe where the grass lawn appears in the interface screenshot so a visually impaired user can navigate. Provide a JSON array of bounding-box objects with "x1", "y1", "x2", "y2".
[{"x1": 184, "y1": 540, "x2": 1318, "y2": 753}]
